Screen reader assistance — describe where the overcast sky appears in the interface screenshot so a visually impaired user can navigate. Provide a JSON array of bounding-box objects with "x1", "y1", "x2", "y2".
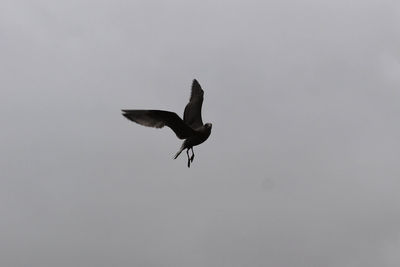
[{"x1": 1, "y1": 0, "x2": 400, "y2": 266}]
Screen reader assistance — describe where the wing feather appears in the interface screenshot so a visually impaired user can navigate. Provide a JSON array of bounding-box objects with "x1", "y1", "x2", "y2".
[
  {"x1": 183, "y1": 79, "x2": 204, "y2": 129},
  {"x1": 122, "y1": 110, "x2": 195, "y2": 139}
]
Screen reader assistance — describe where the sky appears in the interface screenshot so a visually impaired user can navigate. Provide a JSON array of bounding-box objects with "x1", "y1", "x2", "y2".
[{"x1": 1, "y1": 0, "x2": 400, "y2": 266}]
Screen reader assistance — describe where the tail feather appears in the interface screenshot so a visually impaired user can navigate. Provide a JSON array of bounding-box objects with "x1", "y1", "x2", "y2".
[{"x1": 173, "y1": 145, "x2": 185, "y2": 159}]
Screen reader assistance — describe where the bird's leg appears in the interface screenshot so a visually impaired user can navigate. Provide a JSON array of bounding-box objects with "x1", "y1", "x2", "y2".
[
  {"x1": 186, "y1": 148, "x2": 191, "y2": 168},
  {"x1": 190, "y1": 147, "x2": 195, "y2": 162}
]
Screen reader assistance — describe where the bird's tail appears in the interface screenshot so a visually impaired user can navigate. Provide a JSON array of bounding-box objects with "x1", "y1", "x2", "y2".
[{"x1": 173, "y1": 144, "x2": 185, "y2": 159}]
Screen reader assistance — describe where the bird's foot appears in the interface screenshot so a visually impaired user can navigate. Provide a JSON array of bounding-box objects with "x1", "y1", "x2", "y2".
[{"x1": 190, "y1": 148, "x2": 195, "y2": 162}]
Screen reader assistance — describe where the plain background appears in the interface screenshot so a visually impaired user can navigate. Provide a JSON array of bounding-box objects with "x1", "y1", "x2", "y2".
[{"x1": 1, "y1": 0, "x2": 400, "y2": 266}]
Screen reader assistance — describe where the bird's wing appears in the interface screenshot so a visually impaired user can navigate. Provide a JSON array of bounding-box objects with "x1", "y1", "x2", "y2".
[
  {"x1": 183, "y1": 79, "x2": 204, "y2": 129},
  {"x1": 121, "y1": 110, "x2": 195, "y2": 139}
]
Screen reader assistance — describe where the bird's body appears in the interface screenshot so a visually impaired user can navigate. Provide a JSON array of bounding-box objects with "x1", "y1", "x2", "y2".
[
  {"x1": 122, "y1": 79, "x2": 212, "y2": 167},
  {"x1": 173, "y1": 123, "x2": 212, "y2": 160}
]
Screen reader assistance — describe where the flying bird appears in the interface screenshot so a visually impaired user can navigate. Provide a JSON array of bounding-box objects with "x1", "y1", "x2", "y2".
[{"x1": 122, "y1": 79, "x2": 212, "y2": 168}]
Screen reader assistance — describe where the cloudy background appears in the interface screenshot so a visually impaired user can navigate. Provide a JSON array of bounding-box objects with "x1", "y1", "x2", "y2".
[{"x1": 1, "y1": 0, "x2": 400, "y2": 266}]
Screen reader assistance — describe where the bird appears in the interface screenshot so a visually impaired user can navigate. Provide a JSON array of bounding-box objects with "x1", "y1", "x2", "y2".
[{"x1": 122, "y1": 79, "x2": 212, "y2": 168}]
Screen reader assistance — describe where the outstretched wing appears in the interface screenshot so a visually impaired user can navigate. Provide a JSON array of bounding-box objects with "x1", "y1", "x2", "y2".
[
  {"x1": 122, "y1": 110, "x2": 195, "y2": 139},
  {"x1": 183, "y1": 79, "x2": 204, "y2": 129}
]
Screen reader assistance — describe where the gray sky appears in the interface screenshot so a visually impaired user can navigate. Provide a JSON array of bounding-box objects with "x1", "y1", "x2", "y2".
[{"x1": 1, "y1": 0, "x2": 400, "y2": 266}]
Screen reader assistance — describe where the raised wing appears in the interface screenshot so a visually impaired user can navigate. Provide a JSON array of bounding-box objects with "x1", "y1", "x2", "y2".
[
  {"x1": 183, "y1": 79, "x2": 204, "y2": 129},
  {"x1": 122, "y1": 110, "x2": 195, "y2": 139}
]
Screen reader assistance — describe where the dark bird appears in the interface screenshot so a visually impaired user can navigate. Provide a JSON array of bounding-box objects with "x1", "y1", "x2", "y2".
[{"x1": 122, "y1": 79, "x2": 212, "y2": 168}]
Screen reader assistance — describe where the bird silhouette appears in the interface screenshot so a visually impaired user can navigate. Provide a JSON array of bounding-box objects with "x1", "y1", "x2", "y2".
[{"x1": 122, "y1": 79, "x2": 212, "y2": 168}]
